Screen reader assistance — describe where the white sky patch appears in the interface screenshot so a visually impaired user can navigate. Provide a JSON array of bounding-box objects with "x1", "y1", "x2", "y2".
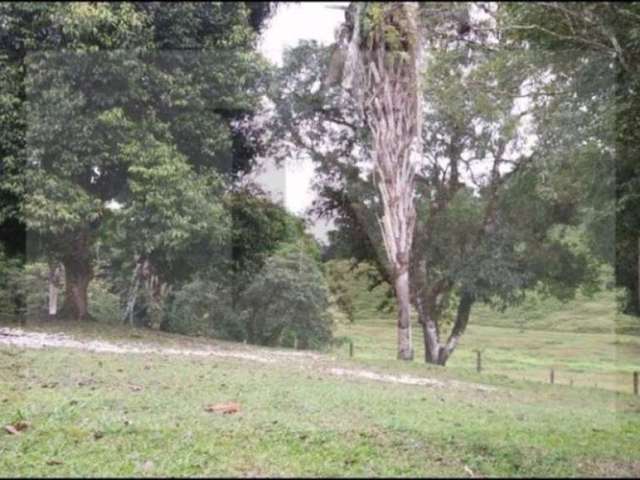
[
  {"x1": 254, "y1": 2, "x2": 346, "y2": 243},
  {"x1": 254, "y1": 3, "x2": 540, "y2": 242}
]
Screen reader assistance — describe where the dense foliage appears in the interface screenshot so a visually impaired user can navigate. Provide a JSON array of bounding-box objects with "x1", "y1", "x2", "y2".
[
  {"x1": 268, "y1": 3, "x2": 614, "y2": 364},
  {"x1": 0, "y1": 2, "x2": 636, "y2": 357},
  {"x1": 499, "y1": 2, "x2": 640, "y2": 314},
  {"x1": 0, "y1": 2, "x2": 334, "y2": 350}
]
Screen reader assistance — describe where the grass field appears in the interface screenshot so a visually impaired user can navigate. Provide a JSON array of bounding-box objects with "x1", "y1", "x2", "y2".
[
  {"x1": 334, "y1": 317, "x2": 640, "y2": 394},
  {"x1": 342, "y1": 263, "x2": 638, "y2": 335},
  {"x1": 2, "y1": 278, "x2": 640, "y2": 477},
  {"x1": 1, "y1": 320, "x2": 640, "y2": 477},
  {"x1": 330, "y1": 264, "x2": 640, "y2": 394}
]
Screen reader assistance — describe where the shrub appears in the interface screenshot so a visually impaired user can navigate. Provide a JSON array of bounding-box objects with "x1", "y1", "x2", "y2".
[
  {"x1": 0, "y1": 249, "x2": 24, "y2": 322},
  {"x1": 238, "y1": 242, "x2": 333, "y2": 349},
  {"x1": 163, "y1": 242, "x2": 334, "y2": 350},
  {"x1": 88, "y1": 277, "x2": 122, "y2": 324},
  {"x1": 163, "y1": 278, "x2": 240, "y2": 339}
]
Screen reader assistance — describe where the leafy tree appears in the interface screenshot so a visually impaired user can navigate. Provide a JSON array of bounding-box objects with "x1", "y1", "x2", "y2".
[
  {"x1": 114, "y1": 132, "x2": 230, "y2": 325},
  {"x1": 500, "y1": 2, "x2": 640, "y2": 315},
  {"x1": 331, "y1": 2, "x2": 424, "y2": 360},
  {"x1": 270, "y1": 4, "x2": 602, "y2": 364},
  {"x1": 238, "y1": 240, "x2": 333, "y2": 349},
  {"x1": 160, "y1": 199, "x2": 332, "y2": 349},
  {"x1": 0, "y1": 2, "x2": 271, "y2": 321}
]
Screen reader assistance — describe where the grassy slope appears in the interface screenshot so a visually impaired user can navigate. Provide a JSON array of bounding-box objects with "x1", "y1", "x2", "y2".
[
  {"x1": 339, "y1": 262, "x2": 638, "y2": 336},
  {"x1": 335, "y1": 317, "x2": 640, "y2": 394},
  {"x1": 327, "y1": 262, "x2": 640, "y2": 393},
  {"x1": 1, "y1": 321, "x2": 639, "y2": 477}
]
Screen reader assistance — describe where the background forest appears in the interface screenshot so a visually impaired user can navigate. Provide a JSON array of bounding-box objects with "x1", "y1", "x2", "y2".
[
  {"x1": 0, "y1": 3, "x2": 639, "y2": 476},
  {"x1": 1, "y1": 2, "x2": 637, "y2": 354}
]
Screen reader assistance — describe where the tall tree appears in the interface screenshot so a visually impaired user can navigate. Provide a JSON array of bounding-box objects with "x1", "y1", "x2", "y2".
[
  {"x1": 335, "y1": 2, "x2": 424, "y2": 360},
  {"x1": 500, "y1": 2, "x2": 640, "y2": 315},
  {"x1": 269, "y1": 3, "x2": 602, "y2": 365},
  {"x1": 0, "y1": 2, "x2": 271, "y2": 320}
]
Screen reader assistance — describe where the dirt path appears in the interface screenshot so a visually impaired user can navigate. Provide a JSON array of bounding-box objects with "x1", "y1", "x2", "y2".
[{"x1": 0, "y1": 326, "x2": 494, "y2": 392}]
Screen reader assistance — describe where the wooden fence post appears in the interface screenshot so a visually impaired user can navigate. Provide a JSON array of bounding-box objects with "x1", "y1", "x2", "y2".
[
  {"x1": 475, "y1": 350, "x2": 482, "y2": 373},
  {"x1": 293, "y1": 335, "x2": 298, "y2": 350},
  {"x1": 634, "y1": 371, "x2": 638, "y2": 395},
  {"x1": 550, "y1": 368, "x2": 554, "y2": 385},
  {"x1": 349, "y1": 340, "x2": 354, "y2": 358}
]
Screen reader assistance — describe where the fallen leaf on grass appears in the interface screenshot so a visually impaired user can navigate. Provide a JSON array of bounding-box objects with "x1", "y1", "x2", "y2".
[
  {"x1": 46, "y1": 459, "x2": 63, "y2": 466},
  {"x1": 129, "y1": 384, "x2": 144, "y2": 392},
  {"x1": 5, "y1": 421, "x2": 29, "y2": 435},
  {"x1": 204, "y1": 402, "x2": 240, "y2": 415},
  {"x1": 464, "y1": 465, "x2": 475, "y2": 477},
  {"x1": 4, "y1": 425, "x2": 20, "y2": 435}
]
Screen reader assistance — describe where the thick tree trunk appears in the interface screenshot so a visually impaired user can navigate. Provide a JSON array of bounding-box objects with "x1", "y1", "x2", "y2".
[
  {"x1": 438, "y1": 292, "x2": 474, "y2": 365},
  {"x1": 60, "y1": 232, "x2": 93, "y2": 321},
  {"x1": 60, "y1": 257, "x2": 92, "y2": 321},
  {"x1": 417, "y1": 291, "x2": 474, "y2": 366},
  {"x1": 415, "y1": 293, "x2": 440, "y2": 363},
  {"x1": 394, "y1": 269, "x2": 414, "y2": 360}
]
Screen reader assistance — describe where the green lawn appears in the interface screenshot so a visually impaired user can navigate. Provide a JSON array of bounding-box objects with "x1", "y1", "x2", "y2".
[
  {"x1": 330, "y1": 266, "x2": 639, "y2": 394},
  {"x1": 1, "y1": 320, "x2": 640, "y2": 477},
  {"x1": 334, "y1": 317, "x2": 640, "y2": 394}
]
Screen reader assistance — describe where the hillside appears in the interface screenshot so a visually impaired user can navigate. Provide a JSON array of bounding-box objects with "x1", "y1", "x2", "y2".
[
  {"x1": 326, "y1": 260, "x2": 639, "y2": 335},
  {"x1": 1, "y1": 320, "x2": 639, "y2": 477}
]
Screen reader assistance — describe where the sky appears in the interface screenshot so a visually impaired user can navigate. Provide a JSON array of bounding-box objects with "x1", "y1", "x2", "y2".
[
  {"x1": 253, "y1": 3, "x2": 535, "y2": 244},
  {"x1": 254, "y1": 2, "x2": 347, "y2": 243}
]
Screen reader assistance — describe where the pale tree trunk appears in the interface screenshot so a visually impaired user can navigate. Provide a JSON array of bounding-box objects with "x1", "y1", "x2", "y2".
[
  {"x1": 394, "y1": 269, "x2": 413, "y2": 360},
  {"x1": 123, "y1": 257, "x2": 144, "y2": 326},
  {"x1": 145, "y1": 269, "x2": 169, "y2": 330},
  {"x1": 350, "y1": 2, "x2": 423, "y2": 360},
  {"x1": 47, "y1": 263, "x2": 62, "y2": 319}
]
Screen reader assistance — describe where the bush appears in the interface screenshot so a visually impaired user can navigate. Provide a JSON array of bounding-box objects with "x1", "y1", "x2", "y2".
[
  {"x1": 1, "y1": 261, "x2": 57, "y2": 321},
  {"x1": 238, "y1": 242, "x2": 333, "y2": 349},
  {"x1": 88, "y1": 277, "x2": 122, "y2": 324},
  {"x1": 163, "y1": 242, "x2": 334, "y2": 350},
  {"x1": 0, "y1": 249, "x2": 24, "y2": 322},
  {"x1": 163, "y1": 278, "x2": 240, "y2": 339}
]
